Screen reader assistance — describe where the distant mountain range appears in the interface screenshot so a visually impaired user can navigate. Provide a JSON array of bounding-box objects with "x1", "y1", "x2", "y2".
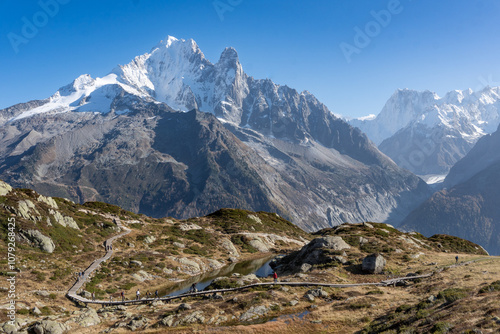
[
  {"x1": 349, "y1": 87, "x2": 500, "y2": 178},
  {"x1": 0, "y1": 36, "x2": 431, "y2": 231}
]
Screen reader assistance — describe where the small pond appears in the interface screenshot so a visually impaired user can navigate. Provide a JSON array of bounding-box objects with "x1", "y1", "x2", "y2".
[{"x1": 162, "y1": 254, "x2": 276, "y2": 297}]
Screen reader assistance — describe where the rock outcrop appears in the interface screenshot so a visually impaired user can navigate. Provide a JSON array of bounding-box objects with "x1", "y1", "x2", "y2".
[
  {"x1": 72, "y1": 307, "x2": 101, "y2": 327},
  {"x1": 362, "y1": 253, "x2": 386, "y2": 274},
  {"x1": 221, "y1": 238, "x2": 240, "y2": 258},
  {"x1": 17, "y1": 200, "x2": 41, "y2": 222},
  {"x1": 274, "y1": 236, "x2": 350, "y2": 272},
  {"x1": 30, "y1": 320, "x2": 67, "y2": 334},
  {"x1": 239, "y1": 305, "x2": 270, "y2": 321},
  {"x1": 20, "y1": 229, "x2": 55, "y2": 253},
  {"x1": 0, "y1": 180, "x2": 12, "y2": 196},
  {"x1": 37, "y1": 194, "x2": 58, "y2": 209},
  {"x1": 49, "y1": 209, "x2": 79, "y2": 229}
]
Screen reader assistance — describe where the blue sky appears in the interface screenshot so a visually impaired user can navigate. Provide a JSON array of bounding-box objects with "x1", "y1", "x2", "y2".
[{"x1": 1, "y1": 0, "x2": 500, "y2": 118}]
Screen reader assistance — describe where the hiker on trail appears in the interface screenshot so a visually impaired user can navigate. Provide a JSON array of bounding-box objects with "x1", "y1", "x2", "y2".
[
  {"x1": 455, "y1": 255, "x2": 459, "y2": 263},
  {"x1": 155, "y1": 290, "x2": 159, "y2": 299},
  {"x1": 92, "y1": 292, "x2": 95, "y2": 301},
  {"x1": 136, "y1": 289, "x2": 140, "y2": 300},
  {"x1": 273, "y1": 271, "x2": 278, "y2": 283},
  {"x1": 121, "y1": 291, "x2": 125, "y2": 302},
  {"x1": 110, "y1": 295, "x2": 113, "y2": 302},
  {"x1": 190, "y1": 283, "x2": 197, "y2": 293}
]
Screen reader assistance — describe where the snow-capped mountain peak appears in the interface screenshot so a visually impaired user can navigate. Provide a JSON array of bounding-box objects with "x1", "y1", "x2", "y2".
[{"x1": 349, "y1": 86, "x2": 500, "y2": 176}]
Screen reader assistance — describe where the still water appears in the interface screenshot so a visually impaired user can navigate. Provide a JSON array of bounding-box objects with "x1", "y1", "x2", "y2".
[{"x1": 162, "y1": 254, "x2": 276, "y2": 297}]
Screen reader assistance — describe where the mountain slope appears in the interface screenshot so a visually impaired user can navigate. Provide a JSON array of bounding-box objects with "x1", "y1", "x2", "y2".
[
  {"x1": 0, "y1": 36, "x2": 431, "y2": 230},
  {"x1": 2, "y1": 180, "x2": 496, "y2": 334},
  {"x1": 401, "y1": 124, "x2": 500, "y2": 255},
  {"x1": 349, "y1": 87, "x2": 500, "y2": 176}
]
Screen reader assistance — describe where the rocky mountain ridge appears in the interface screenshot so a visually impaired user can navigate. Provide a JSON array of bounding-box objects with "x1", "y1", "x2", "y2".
[
  {"x1": 0, "y1": 36, "x2": 431, "y2": 229},
  {"x1": 349, "y1": 87, "x2": 500, "y2": 177}
]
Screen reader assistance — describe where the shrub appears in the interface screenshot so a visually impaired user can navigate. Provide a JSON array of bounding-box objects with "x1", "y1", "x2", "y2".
[
  {"x1": 348, "y1": 302, "x2": 371, "y2": 310},
  {"x1": 31, "y1": 270, "x2": 46, "y2": 281},
  {"x1": 231, "y1": 235, "x2": 259, "y2": 253},
  {"x1": 396, "y1": 304, "x2": 412, "y2": 313},
  {"x1": 479, "y1": 280, "x2": 500, "y2": 294},
  {"x1": 270, "y1": 304, "x2": 280, "y2": 311},
  {"x1": 40, "y1": 306, "x2": 52, "y2": 315},
  {"x1": 184, "y1": 244, "x2": 209, "y2": 256},
  {"x1": 415, "y1": 309, "x2": 430, "y2": 319},
  {"x1": 375, "y1": 229, "x2": 389, "y2": 237},
  {"x1": 431, "y1": 321, "x2": 452, "y2": 334},
  {"x1": 437, "y1": 288, "x2": 468, "y2": 303},
  {"x1": 120, "y1": 282, "x2": 137, "y2": 290}
]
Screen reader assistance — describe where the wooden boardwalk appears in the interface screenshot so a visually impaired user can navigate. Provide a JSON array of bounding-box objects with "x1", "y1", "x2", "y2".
[
  {"x1": 66, "y1": 220, "x2": 131, "y2": 304},
  {"x1": 66, "y1": 219, "x2": 433, "y2": 306},
  {"x1": 67, "y1": 277, "x2": 432, "y2": 306}
]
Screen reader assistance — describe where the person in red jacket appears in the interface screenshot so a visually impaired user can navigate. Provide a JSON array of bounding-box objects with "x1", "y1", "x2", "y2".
[{"x1": 273, "y1": 271, "x2": 278, "y2": 283}]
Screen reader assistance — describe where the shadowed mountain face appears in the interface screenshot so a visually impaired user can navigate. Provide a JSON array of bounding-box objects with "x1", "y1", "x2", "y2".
[
  {"x1": 0, "y1": 101, "x2": 430, "y2": 231},
  {"x1": 401, "y1": 125, "x2": 500, "y2": 255},
  {"x1": 0, "y1": 37, "x2": 432, "y2": 231}
]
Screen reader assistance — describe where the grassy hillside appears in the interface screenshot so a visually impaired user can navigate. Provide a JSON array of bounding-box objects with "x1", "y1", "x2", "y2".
[{"x1": 0, "y1": 181, "x2": 497, "y2": 333}]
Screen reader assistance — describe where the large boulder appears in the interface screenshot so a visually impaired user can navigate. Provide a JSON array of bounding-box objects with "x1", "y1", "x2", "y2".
[
  {"x1": 20, "y1": 230, "x2": 55, "y2": 253},
  {"x1": 239, "y1": 305, "x2": 270, "y2": 321},
  {"x1": 30, "y1": 320, "x2": 67, "y2": 334},
  {"x1": 72, "y1": 307, "x2": 101, "y2": 327},
  {"x1": 248, "y1": 236, "x2": 270, "y2": 252},
  {"x1": 278, "y1": 236, "x2": 350, "y2": 271},
  {"x1": 2, "y1": 322, "x2": 18, "y2": 334},
  {"x1": 362, "y1": 253, "x2": 386, "y2": 274},
  {"x1": 127, "y1": 316, "x2": 149, "y2": 331},
  {"x1": 181, "y1": 311, "x2": 205, "y2": 324},
  {"x1": 132, "y1": 270, "x2": 154, "y2": 282},
  {"x1": 220, "y1": 238, "x2": 239, "y2": 257}
]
